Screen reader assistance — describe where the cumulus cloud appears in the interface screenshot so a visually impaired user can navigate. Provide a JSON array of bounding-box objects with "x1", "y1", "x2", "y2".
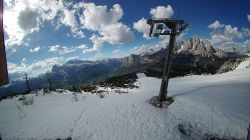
[
  {"x1": 3, "y1": 0, "x2": 85, "y2": 46},
  {"x1": 101, "y1": 23, "x2": 135, "y2": 44},
  {"x1": 90, "y1": 35, "x2": 104, "y2": 51},
  {"x1": 30, "y1": 47, "x2": 40, "y2": 52},
  {"x1": 49, "y1": 44, "x2": 75, "y2": 54},
  {"x1": 17, "y1": 7, "x2": 40, "y2": 32},
  {"x1": 134, "y1": 5, "x2": 174, "y2": 39},
  {"x1": 224, "y1": 25, "x2": 242, "y2": 39},
  {"x1": 208, "y1": 20, "x2": 224, "y2": 30},
  {"x1": 60, "y1": 9, "x2": 85, "y2": 38},
  {"x1": 4, "y1": 8, "x2": 30, "y2": 46},
  {"x1": 130, "y1": 42, "x2": 166, "y2": 55},
  {"x1": 244, "y1": 40, "x2": 250, "y2": 48},
  {"x1": 4, "y1": 0, "x2": 63, "y2": 46},
  {"x1": 61, "y1": 9, "x2": 77, "y2": 28},
  {"x1": 150, "y1": 5, "x2": 174, "y2": 18},
  {"x1": 210, "y1": 34, "x2": 232, "y2": 46},
  {"x1": 242, "y1": 28, "x2": 250, "y2": 37},
  {"x1": 4, "y1": 1, "x2": 133, "y2": 52},
  {"x1": 133, "y1": 18, "x2": 151, "y2": 39},
  {"x1": 80, "y1": 3, "x2": 123, "y2": 31},
  {"x1": 78, "y1": 3, "x2": 134, "y2": 50},
  {"x1": 208, "y1": 20, "x2": 250, "y2": 50}
]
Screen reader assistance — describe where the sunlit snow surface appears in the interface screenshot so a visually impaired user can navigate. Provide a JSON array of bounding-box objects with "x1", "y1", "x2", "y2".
[{"x1": 0, "y1": 58, "x2": 250, "y2": 140}]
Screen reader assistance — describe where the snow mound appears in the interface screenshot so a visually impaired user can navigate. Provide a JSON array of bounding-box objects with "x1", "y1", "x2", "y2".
[
  {"x1": 0, "y1": 59, "x2": 250, "y2": 140},
  {"x1": 235, "y1": 58, "x2": 250, "y2": 71},
  {"x1": 137, "y1": 73, "x2": 147, "y2": 78}
]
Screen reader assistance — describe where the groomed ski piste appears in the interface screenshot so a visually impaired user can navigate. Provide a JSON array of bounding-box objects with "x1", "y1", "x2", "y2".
[{"x1": 0, "y1": 58, "x2": 250, "y2": 140}]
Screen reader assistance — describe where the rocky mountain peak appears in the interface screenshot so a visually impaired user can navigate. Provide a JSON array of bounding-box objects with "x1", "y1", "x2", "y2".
[{"x1": 178, "y1": 36, "x2": 216, "y2": 57}]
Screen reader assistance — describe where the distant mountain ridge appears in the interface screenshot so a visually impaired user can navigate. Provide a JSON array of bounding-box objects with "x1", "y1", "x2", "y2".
[
  {"x1": 0, "y1": 36, "x2": 247, "y2": 97},
  {"x1": 121, "y1": 36, "x2": 243, "y2": 66},
  {"x1": 112, "y1": 36, "x2": 247, "y2": 78}
]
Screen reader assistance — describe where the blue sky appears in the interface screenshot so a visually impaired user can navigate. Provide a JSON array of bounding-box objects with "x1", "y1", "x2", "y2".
[{"x1": 3, "y1": 0, "x2": 250, "y2": 80}]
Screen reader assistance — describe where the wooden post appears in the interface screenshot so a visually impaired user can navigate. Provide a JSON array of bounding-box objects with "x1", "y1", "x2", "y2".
[
  {"x1": 159, "y1": 24, "x2": 176, "y2": 101},
  {"x1": 25, "y1": 73, "x2": 31, "y2": 93},
  {"x1": 0, "y1": 0, "x2": 9, "y2": 86}
]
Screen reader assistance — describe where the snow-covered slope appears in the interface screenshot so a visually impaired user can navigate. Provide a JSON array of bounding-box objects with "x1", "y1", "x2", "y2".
[{"x1": 0, "y1": 58, "x2": 250, "y2": 140}]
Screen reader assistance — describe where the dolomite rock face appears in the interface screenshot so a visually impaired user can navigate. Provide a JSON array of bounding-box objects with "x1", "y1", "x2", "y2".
[
  {"x1": 122, "y1": 36, "x2": 242, "y2": 66},
  {"x1": 179, "y1": 36, "x2": 216, "y2": 57},
  {"x1": 118, "y1": 36, "x2": 246, "y2": 78}
]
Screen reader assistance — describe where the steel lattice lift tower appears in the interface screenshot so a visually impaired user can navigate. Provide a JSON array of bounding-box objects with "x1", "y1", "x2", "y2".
[{"x1": 147, "y1": 18, "x2": 188, "y2": 107}]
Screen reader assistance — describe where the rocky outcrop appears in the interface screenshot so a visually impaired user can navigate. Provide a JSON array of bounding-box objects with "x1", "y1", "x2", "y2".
[
  {"x1": 121, "y1": 36, "x2": 245, "y2": 66},
  {"x1": 119, "y1": 36, "x2": 247, "y2": 78},
  {"x1": 122, "y1": 54, "x2": 140, "y2": 65},
  {"x1": 178, "y1": 36, "x2": 216, "y2": 57}
]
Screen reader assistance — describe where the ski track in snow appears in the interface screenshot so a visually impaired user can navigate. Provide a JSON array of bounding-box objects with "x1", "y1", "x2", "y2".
[
  {"x1": 0, "y1": 58, "x2": 250, "y2": 140},
  {"x1": 69, "y1": 105, "x2": 86, "y2": 138}
]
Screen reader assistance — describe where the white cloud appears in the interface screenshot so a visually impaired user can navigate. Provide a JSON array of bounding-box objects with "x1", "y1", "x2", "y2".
[
  {"x1": 111, "y1": 49, "x2": 128, "y2": 58},
  {"x1": 17, "y1": 7, "x2": 40, "y2": 32},
  {"x1": 82, "y1": 48, "x2": 95, "y2": 54},
  {"x1": 89, "y1": 35, "x2": 104, "y2": 51},
  {"x1": 112, "y1": 49, "x2": 121, "y2": 54},
  {"x1": 208, "y1": 20, "x2": 249, "y2": 49},
  {"x1": 101, "y1": 23, "x2": 135, "y2": 44},
  {"x1": 77, "y1": 44, "x2": 88, "y2": 49},
  {"x1": 49, "y1": 44, "x2": 75, "y2": 54},
  {"x1": 130, "y1": 41, "x2": 167, "y2": 55},
  {"x1": 244, "y1": 40, "x2": 250, "y2": 48},
  {"x1": 80, "y1": 3, "x2": 123, "y2": 31},
  {"x1": 134, "y1": 5, "x2": 174, "y2": 39},
  {"x1": 78, "y1": 3, "x2": 134, "y2": 50},
  {"x1": 150, "y1": 5, "x2": 174, "y2": 18},
  {"x1": 133, "y1": 18, "x2": 151, "y2": 39},
  {"x1": 61, "y1": 9, "x2": 77, "y2": 28},
  {"x1": 224, "y1": 25, "x2": 242, "y2": 39},
  {"x1": 30, "y1": 47, "x2": 40, "y2": 52},
  {"x1": 4, "y1": 1, "x2": 133, "y2": 51},
  {"x1": 88, "y1": 52, "x2": 105, "y2": 61},
  {"x1": 3, "y1": 0, "x2": 66, "y2": 47},
  {"x1": 4, "y1": 8, "x2": 28, "y2": 46},
  {"x1": 60, "y1": 8, "x2": 85, "y2": 38},
  {"x1": 37, "y1": 0, "x2": 65, "y2": 21},
  {"x1": 248, "y1": 15, "x2": 250, "y2": 22},
  {"x1": 11, "y1": 48, "x2": 17, "y2": 53},
  {"x1": 8, "y1": 57, "x2": 68, "y2": 80},
  {"x1": 3, "y1": 0, "x2": 87, "y2": 47},
  {"x1": 208, "y1": 20, "x2": 224, "y2": 30},
  {"x1": 242, "y1": 28, "x2": 250, "y2": 37},
  {"x1": 73, "y1": 30, "x2": 85, "y2": 38},
  {"x1": 76, "y1": 44, "x2": 94, "y2": 53},
  {"x1": 130, "y1": 44, "x2": 153, "y2": 54},
  {"x1": 210, "y1": 34, "x2": 232, "y2": 46}
]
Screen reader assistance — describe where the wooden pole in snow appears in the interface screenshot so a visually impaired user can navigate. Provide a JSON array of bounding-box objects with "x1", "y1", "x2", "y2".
[
  {"x1": 147, "y1": 18, "x2": 188, "y2": 102},
  {"x1": 0, "y1": 0, "x2": 9, "y2": 86}
]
